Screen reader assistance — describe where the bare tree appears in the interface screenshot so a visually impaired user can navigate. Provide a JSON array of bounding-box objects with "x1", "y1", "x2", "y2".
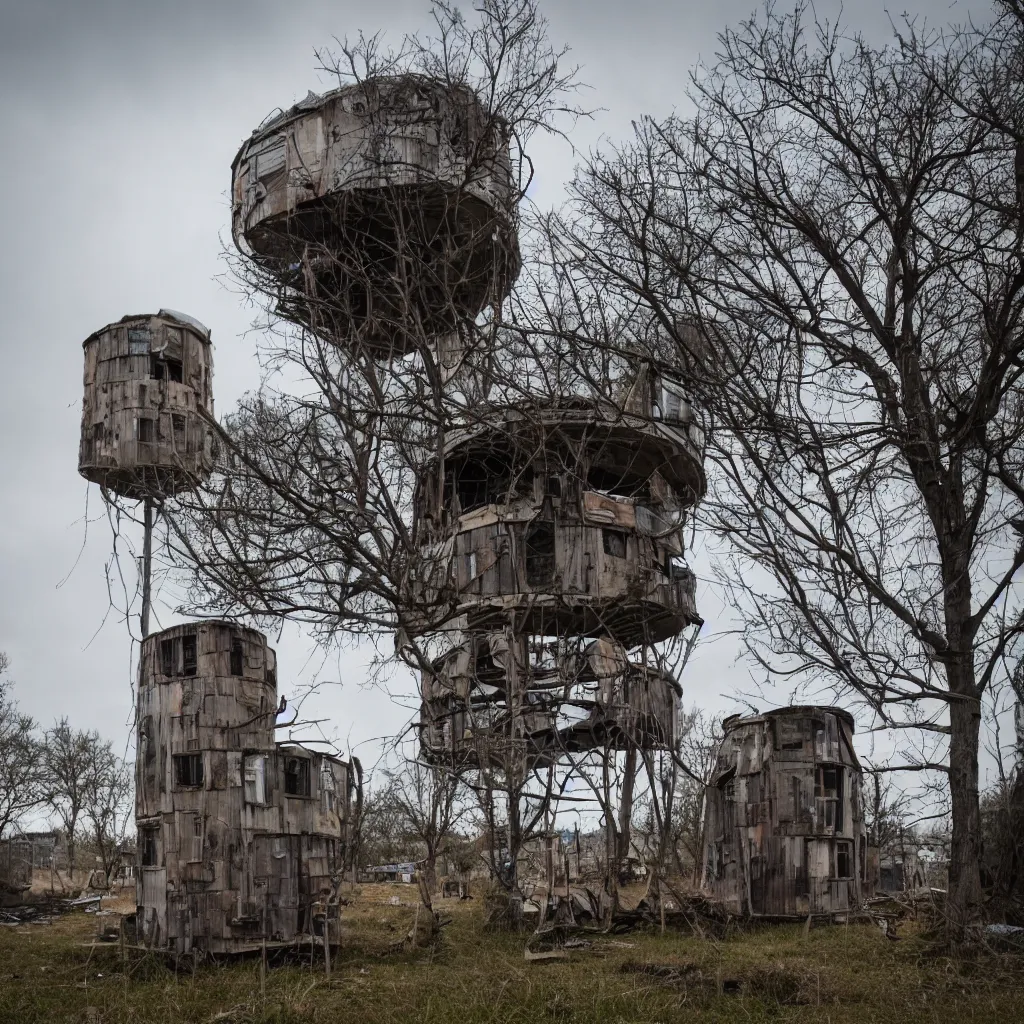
[
  {"x1": 357, "y1": 783, "x2": 409, "y2": 870},
  {"x1": 43, "y1": 720, "x2": 103, "y2": 883},
  {"x1": 81, "y1": 746, "x2": 133, "y2": 888},
  {"x1": 0, "y1": 654, "x2": 46, "y2": 840},
  {"x1": 546, "y1": 1, "x2": 1024, "y2": 938},
  {"x1": 387, "y1": 758, "x2": 465, "y2": 897}
]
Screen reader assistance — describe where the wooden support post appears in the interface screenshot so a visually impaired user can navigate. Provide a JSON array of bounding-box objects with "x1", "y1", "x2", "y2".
[
  {"x1": 140, "y1": 498, "x2": 153, "y2": 638},
  {"x1": 324, "y1": 917, "x2": 331, "y2": 978}
]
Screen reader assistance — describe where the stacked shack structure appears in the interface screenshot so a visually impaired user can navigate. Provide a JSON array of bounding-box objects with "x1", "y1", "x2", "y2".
[
  {"x1": 228, "y1": 70, "x2": 707, "y2": 904},
  {"x1": 136, "y1": 620, "x2": 360, "y2": 953},
  {"x1": 702, "y1": 707, "x2": 869, "y2": 918},
  {"x1": 411, "y1": 386, "x2": 704, "y2": 769}
]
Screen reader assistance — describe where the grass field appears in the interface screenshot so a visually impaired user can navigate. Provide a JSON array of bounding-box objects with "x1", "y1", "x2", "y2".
[{"x1": 1, "y1": 884, "x2": 1022, "y2": 1023}]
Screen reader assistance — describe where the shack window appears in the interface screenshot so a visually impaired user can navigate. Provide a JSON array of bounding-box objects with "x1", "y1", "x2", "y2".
[
  {"x1": 836, "y1": 841, "x2": 852, "y2": 878},
  {"x1": 602, "y1": 529, "x2": 627, "y2": 559},
  {"x1": 453, "y1": 458, "x2": 508, "y2": 512},
  {"x1": 525, "y1": 520, "x2": 555, "y2": 585},
  {"x1": 160, "y1": 638, "x2": 177, "y2": 677},
  {"x1": 778, "y1": 717, "x2": 805, "y2": 751},
  {"x1": 140, "y1": 827, "x2": 159, "y2": 867},
  {"x1": 321, "y1": 763, "x2": 337, "y2": 812},
  {"x1": 230, "y1": 637, "x2": 244, "y2": 676},
  {"x1": 816, "y1": 765, "x2": 844, "y2": 831},
  {"x1": 151, "y1": 357, "x2": 183, "y2": 383},
  {"x1": 182, "y1": 634, "x2": 197, "y2": 676},
  {"x1": 128, "y1": 327, "x2": 151, "y2": 355},
  {"x1": 172, "y1": 414, "x2": 186, "y2": 447},
  {"x1": 284, "y1": 757, "x2": 311, "y2": 797},
  {"x1": 138, "y1": 417, "x2": 155, "y2": 443},
  {"x1": 174, "y1": 753, "x2": 203, "y2": 788},
  {"x1": 244, "y1": 754, "x2": 267, "y2": 805},
  {"x1": 655, "y1": 378, "x2": 691, "y2": 424}
]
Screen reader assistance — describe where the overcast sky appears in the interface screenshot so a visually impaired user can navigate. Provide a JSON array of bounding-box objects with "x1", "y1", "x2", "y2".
[{"x1": 0, "y1": 0, "x2": 997, "y2": 797}]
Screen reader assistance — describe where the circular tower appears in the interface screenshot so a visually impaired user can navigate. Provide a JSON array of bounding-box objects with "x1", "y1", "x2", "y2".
[
  {"x1": 79, "y1": 310, "x2": 215, "y2": 500},
  {"x1": 702, "y1": 706, "x2": 869, "y2": 918},
  {"x1": 231, "y1": 76, "x2": 520, "y2": 356}
]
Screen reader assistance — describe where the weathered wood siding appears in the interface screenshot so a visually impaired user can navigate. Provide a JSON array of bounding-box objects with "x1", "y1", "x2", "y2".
[
  {"x1": 79, "y1": 312, "x2": 214, "y2": 500},
  {"x1": 136, "y1": 621, "x2": 358, "y2": 953},
  {"x1": 231, "y1": 77, "x2": 519, "y2": 351},
  {"x1": 702, "y1": 707, "x2": 869, "y2": 918}
]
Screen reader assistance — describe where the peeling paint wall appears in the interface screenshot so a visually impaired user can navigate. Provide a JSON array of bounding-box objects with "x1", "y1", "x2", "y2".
[
  {"x1": 702, "y1": 707, "x2": 869, "y2": 918},
  {"x1": 136, "y1": 621, "x2": 358, "y2": 953}
]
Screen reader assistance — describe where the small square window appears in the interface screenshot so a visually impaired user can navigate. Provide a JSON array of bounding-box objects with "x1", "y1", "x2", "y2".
[
  {"x1": 174, "y1": 753, "x2": 203, "y2": 788},
  {"x1": 602, "y1": 529, "x2": 627, "y2": 559},
  {"x1": 284, "y1": 757, "x2": 311, "y2": 797},
  {"x1": 182, "y1": 634, "x2": 197, "y2": 676}
]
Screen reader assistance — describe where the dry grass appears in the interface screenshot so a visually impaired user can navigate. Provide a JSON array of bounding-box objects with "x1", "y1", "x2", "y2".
[{"x1": 0, "y1": 885, "x2": 1022, "y2": 1023}]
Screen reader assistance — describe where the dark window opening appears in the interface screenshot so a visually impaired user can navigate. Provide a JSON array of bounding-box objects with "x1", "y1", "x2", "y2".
[
  {"x1": 182, "y1": 634, "x2": 197, "y2": 676},
  {"x1": 450, "y1": 457, "x2": 510, "y2": 513},
  {"x1": 836, "y1": 841, "x2": 852, "y2": 879},
  {"x1": 174, "y1": 753, "x2": 203, "y2": 788},
  {"x1": 284, "y1": 757, "x2": 311, "y2": 797},
  {"x1": 160, "y1": 638, "x2": 177, "y2": 677},
  {"x1": 172, "y1": 414, "x2": 185, "y2": 446},
  {"x1": 587, "y1": 466, "x2": 649, "y2": 500},
  {"x1": 230, "y1": 637, "x2": 244, "y2": 676},
  {"x1": 140, "y1": 828, "x2": 159, "y2": 867},
  {"x1": 138, "y1": 418, "x2": 154, "y2": 443},
  {"x1": 525, "y1": 520, "x2": 556, "y2": 586},
  {"x1": 265, "y1": 664, "x2": 276, "y2": 687},
  {"x1": 603, "y1": 529, "x2": 627, "y2": 559},
  {"x1": 92, "y1": 422, "x2": 103, "y2": 442},
  {"x1": 546, "y1": 476, "x2": 562, "y2": 498},
  {"x1": 151, "y1": 357, "x2": 184, "y2": 383},
  {"x1": 138, "y1": 385, "x2": 147, "y2": 406}
]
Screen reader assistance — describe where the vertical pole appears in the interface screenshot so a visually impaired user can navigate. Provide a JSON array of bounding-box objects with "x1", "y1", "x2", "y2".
[{"x1": 141, "y1": 498, "x2": 153, "y2": 638}]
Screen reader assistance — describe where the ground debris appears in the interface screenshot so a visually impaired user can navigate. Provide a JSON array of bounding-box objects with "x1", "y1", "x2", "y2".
[
  {"x1": 0, "y1": 893, "x2": 102, "y2": 924},
  {"x1": 620, "y1": 959, "x2": 828, "y2": 1005}
]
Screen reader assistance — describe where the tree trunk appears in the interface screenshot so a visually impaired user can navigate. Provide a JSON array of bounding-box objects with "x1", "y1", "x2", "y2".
[
  {"x1": 946, "y1": 693, "x2": 983, "y2": 939},
  {"x1": 423, "y1": 853, "x2": 437, "y2": 899}
]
